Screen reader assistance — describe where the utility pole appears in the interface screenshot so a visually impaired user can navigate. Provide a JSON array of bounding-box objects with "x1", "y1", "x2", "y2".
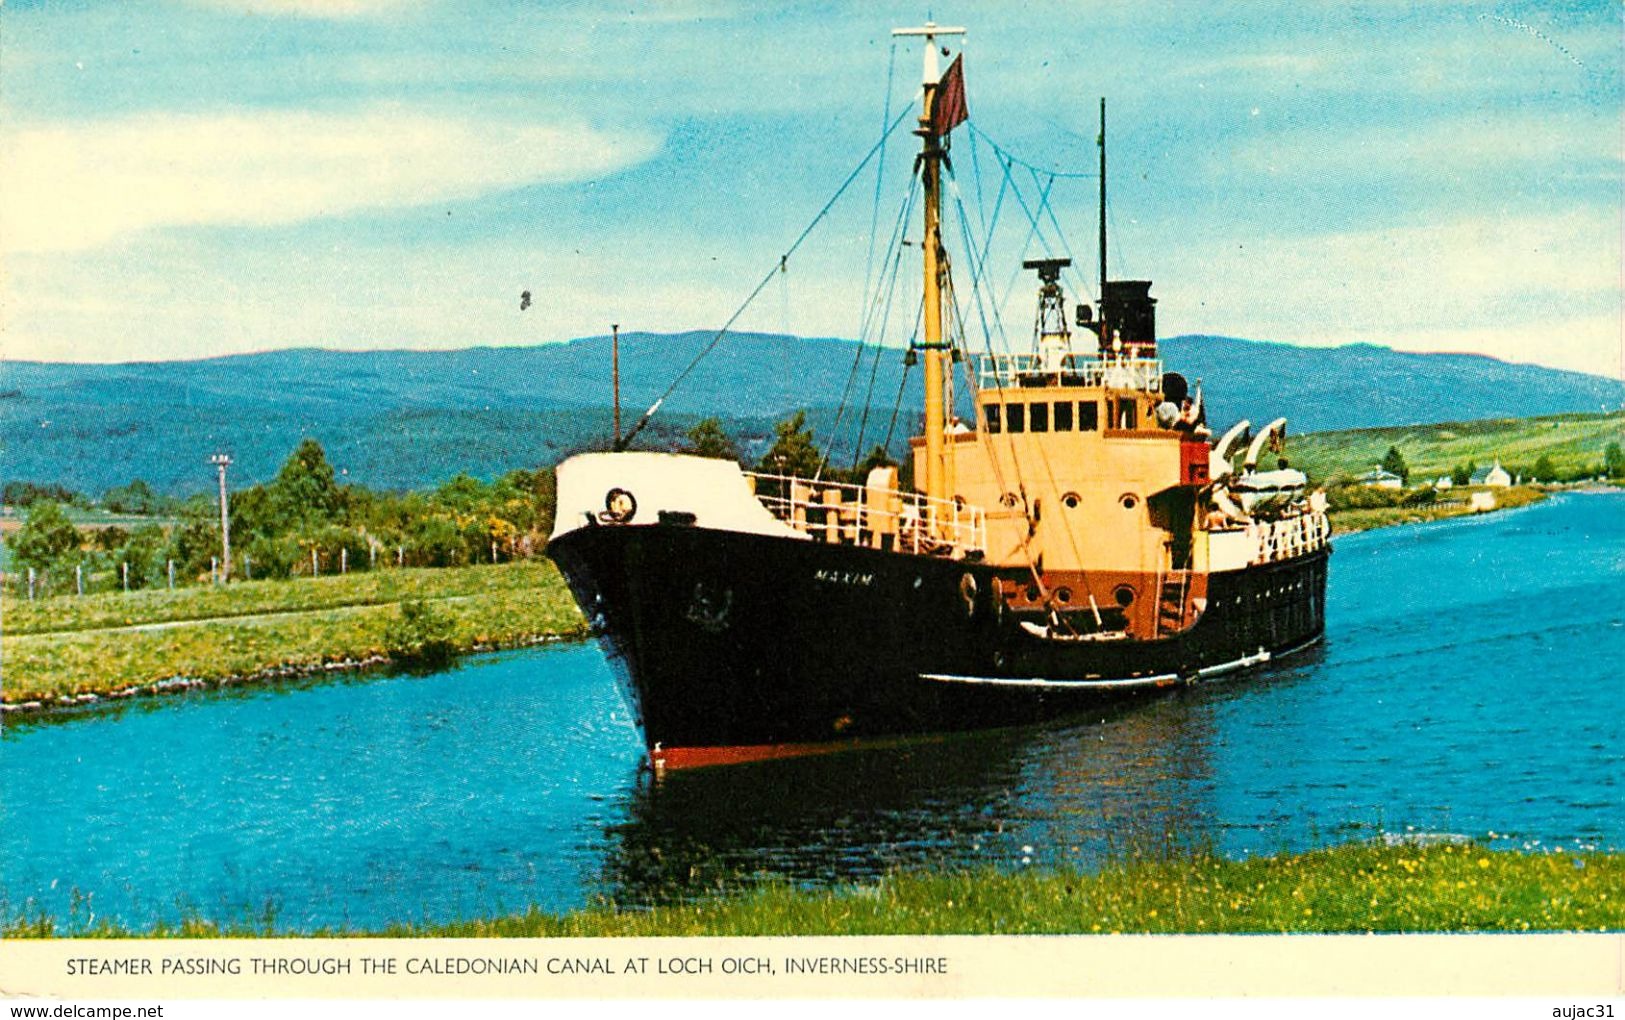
[{"x1": 209, "y1": 453, "x2": 233, "y2": 582}]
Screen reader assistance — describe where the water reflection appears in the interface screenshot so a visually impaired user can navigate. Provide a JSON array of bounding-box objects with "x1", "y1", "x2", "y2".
[{"x1": 595, "y1": 665, "x2": 1307, "y2": 904}]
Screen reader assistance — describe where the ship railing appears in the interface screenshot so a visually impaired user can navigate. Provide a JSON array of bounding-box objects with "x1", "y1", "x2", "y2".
[
  {"x1": 1243, "y1": 510, "x2": 1331, "y2": 565},
  {"x1": 745, "y1": 472, "x2": 988, "y2": 558},
  {"x1": 976, "y1": 353, "x2": 1163, "y2": 391}
]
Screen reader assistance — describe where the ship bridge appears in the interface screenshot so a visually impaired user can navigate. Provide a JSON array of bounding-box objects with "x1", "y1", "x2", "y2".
[{"x1": 976, "y1": 352, "x2": 1163, "y2": 392}]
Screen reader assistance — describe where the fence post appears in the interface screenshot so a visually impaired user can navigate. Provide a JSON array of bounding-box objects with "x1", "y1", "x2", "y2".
[
  {"x1": 211, "y1": 556, "x2": 218, "y2": 585},
  {"x1": 244, "y1": 555, "x2": 252, "y2": 580},
  {"x1": 341, "y1": 547, "x2": 347, "y2": 574},
  {"x1": 122, "y1": 561, "x2": 129, "y2": 592},
  {"x1": 370, "y1": 543, "x2": 377, "y2": 569},
  {"x1": 27, "y1": 567, "x2": 35, "y2": 601},
  {"x1": 397, "y1": 545, "x2": 404, "y2": 567},
  {"x1": 76, "y1": 563, "x2": 83, "y2": 596},
  {"x1": 311, "y1": 548, "x2": 319, "y2": 578},
  {"x1": 491, "y1": 540, "x2": 497, "y2": 564},
  {"x1": 168, "y1": 560, "x2": 174, "y2": 590}
]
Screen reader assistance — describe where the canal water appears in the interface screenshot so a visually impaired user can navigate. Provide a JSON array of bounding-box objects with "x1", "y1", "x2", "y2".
[{"x1": 3, "y1": 493, "x2": 1620, "y2": 932}]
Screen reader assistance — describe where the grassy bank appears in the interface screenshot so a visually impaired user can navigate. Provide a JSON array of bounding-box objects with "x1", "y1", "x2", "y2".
[
  {"x1": 1291, "y1": 410, "x2": 1623, "y2": 483},
  {"x1": 9, "y1": 842, "x2": 1619, "y2": 938},
  {"x1": 0, "y1": 561, "x2": 587, "y2": 706},
  {"x1": 1328, "y1": 484, "x2": 1547, "y2": 533}
]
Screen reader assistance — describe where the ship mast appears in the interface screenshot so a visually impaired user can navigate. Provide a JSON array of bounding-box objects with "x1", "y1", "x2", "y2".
[{"x1": 894, "y1": 21, "x2": 964, "y2": 514}]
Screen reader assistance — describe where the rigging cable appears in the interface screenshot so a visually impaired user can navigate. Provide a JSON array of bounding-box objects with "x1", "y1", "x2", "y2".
[
  {"x1": 817, "y1": 178, "x2": 919, "y2": 480},
  {"x1": 881, "y1": 298, "x2": 925, "y2": 452},
  {"x1": 848, "y1": 246, "x2": 907, "y2": 470},
  {"x1": 967, "y1": 122, "x2": 1099, "y2": 180},
  {"x1": 858, "y1": 41, "x2": 899, "y2": 338},
  {"x1": 847, "y1": 184, "x2": 920, "y2": 472},
  {"x1": 615, "y1": 102, "x2": 916, "y2": 451},
  {"x1": 995, "y1": 169, "x2": 1060, "y2": 313},
  {"x1": 1028, "y1": 164, "x2": 1094, "y2": 306}
]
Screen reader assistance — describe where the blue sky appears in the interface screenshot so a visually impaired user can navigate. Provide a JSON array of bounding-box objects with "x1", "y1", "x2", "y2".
[{"x1": 2, "y1": 1, "x2": 1619, "y2": 378}]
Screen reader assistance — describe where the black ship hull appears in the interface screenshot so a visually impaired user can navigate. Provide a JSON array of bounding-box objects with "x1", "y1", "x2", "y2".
[{"x1": 548, "y1": 521, "x2": 1328, "y2": 759}]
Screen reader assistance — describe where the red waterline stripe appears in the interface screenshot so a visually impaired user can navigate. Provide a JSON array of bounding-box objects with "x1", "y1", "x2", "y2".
[{"x1": 651, "y1": 734, "x2": 946, "y2": 771}]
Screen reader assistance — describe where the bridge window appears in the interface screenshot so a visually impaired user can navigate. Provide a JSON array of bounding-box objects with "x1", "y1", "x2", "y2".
[
  {"x1": 983, "y1": 404, "x2": 1002, "y2": 434},
  {"x1": 1030, "y1": 402, "x2": 1049, "y2": 432},
  {"x1": 1079, "y1": 400, "x2": 1099, "y2": 431},
  {"x1": 1007, "y1": 403, "x2": 1026, "y2": 433},
  {"x1": 1054, "y1": 401, "x2": 1074, "y2": 431},
  {"x1": 1115, "y1": 397, "x2": 1137, "y2": 430}
]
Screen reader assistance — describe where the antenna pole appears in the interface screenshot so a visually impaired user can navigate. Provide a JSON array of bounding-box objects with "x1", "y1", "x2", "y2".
[
  {"x1": 1098, "y1": 97, "x2": 1107, "y2": 299},
  {"x1": 611, "y1": 324, "x2": 621, "y2": 447}
]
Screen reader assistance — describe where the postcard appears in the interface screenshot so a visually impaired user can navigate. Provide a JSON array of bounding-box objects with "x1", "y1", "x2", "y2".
[{"x1": 2, "y1": 3, "x2": 1620, "y2": 1017}]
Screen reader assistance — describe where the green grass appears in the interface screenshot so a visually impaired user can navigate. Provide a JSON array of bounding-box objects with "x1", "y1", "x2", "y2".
[
  {"x1": 9, "y1": 843, "x2": 1619, "y2": 938},
  {"x1": 1328, "y1": 484, "x2": 1547, "y2": 533},
  {"x1": 0, "y1": 561, "x2": 587, "y2": 704},
  {"x1": 2, "y1": 560, "x2": 562, "y2": 635},
  {"x1": 1292, "y1": 410, "x2": 1623, "y2": 484}
]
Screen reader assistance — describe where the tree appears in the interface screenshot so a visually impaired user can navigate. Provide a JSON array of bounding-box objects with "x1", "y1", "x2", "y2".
[
  {"x1": 1381, "y1": 446, "x2": 1409, "y2": 485},
  {"x1": 115, "y1": 524, "x2": 168, "y2": 590},
  {"x1": 1606, "y1": 442, "x2": 1625, "y2": 480},
  {"x1": 7, "y1": 501, "x2": 81, "y2": 574},
  {"x1": 102, "y1": 479, "x2": 161, "y2": 515},
  {"x1": 1532, "y1": 454, "x2": 1556, "y2": 483},
  {"x1": 244, "y1": 533, "x2": 301, "y2": 579},
  {"x1": 684, "y1": 418, "x2": 740, "y2": 462},
  {"x1": 854, "y1": 445, "x2": 897, "y2": 481},
  {"x1": 1450, "y1": 462, "x2": 1471, "y2": 486},
  {"x1": 165, "y1": 494, "x2": 222, "y2": 580},
  {"x1": 228, "y1": 485, "x2": 279, "y2": 543},
  {"x1": 758, "y1": 411, "x2": 822, "y2": 478},
  {"x1": 270, "y1": 438, "x2": 345, "y2": 528},
  {"x1": 3, "y1": 481, "x2": 88, "y2": 510}
]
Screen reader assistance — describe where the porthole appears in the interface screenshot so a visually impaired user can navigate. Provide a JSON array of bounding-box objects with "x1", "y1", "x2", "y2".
[
  {"x1": 1119, "y1": 493, "x2": 1139, "y2": 511},
  {"x1": 602, "y1": 487, "x2": 637, "y2": 523},
  {"x1": 1056, "y1": 587, "x2": 1072, "y2": 604},
  {"x1": 1113, "y1": 585, "x2": 1136, "y2": 607},
  {"x1": 1025, "y1": 586, "x2": 1040, "y2": 601},
  {"x1": 1062, "y1": 491, "x2": 1081, "y2": 509}
]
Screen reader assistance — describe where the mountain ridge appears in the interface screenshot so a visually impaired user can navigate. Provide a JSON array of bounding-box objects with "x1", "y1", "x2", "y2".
[{"x1": 3, "y1": 332, "x2": 1619, "y2": 497}]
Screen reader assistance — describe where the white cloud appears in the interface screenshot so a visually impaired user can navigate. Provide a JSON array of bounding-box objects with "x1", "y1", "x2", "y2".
[
  {"x1": 182, "y1": 0, "x2": 419, "y2": 19},
  {"x1": 1158, "y1": 209, "x2": 1621, "y2": 378},
  {"x1": 0, "y1": 108, "x2": 661, "y2": 253},
  {"x1": 1220, "y1": 111, "x2": 1620, "y2": 182}
]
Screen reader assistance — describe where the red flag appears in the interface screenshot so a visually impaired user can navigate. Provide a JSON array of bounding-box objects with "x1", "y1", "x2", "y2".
[{"x1": 932, "y1": 55, "x2": 968, "y2": 137}]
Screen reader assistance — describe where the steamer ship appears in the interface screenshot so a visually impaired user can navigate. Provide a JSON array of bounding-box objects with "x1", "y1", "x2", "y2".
[{"x1": 548, "y1": 25, "x2": 1331, "y2": 770}]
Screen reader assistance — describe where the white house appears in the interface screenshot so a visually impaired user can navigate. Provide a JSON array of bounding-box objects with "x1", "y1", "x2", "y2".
[
  {"x1": 1357, "y1": 468, "x2": 1404, "y2": 489},
  {"x1": 1469, "y1": 461, "x2": 1512, "y2": 487},
  {"x1": 1433, "y1": 476, "x2": 1453, "y2": 490}
]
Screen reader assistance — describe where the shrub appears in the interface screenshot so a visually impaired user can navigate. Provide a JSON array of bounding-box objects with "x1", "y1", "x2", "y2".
[
  {"x1": 244, "y1": 533, "x2": 302, "y2": 580},
  {"x1": 383, "y1": 599, "x2": 456, "y2": 670}
]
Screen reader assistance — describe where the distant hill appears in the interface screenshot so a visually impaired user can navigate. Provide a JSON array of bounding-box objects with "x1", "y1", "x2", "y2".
[
  {"x1": 2, "y1": 332, "x2": 1619, "y2": 497},
  {"x1": 1288, "y1": 410, "x2": 1625, "y2": 484}
]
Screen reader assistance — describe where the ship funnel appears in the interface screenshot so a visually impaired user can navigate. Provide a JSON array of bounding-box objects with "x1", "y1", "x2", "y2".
[{"x1": 1094, "y1": 279, "x2": 1157, "y2": 356}]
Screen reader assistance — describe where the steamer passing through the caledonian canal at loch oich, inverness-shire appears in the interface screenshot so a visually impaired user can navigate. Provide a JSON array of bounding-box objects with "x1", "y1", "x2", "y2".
[{"x1": 547, "y1": 24, "x2": 1332, "y2": 771}]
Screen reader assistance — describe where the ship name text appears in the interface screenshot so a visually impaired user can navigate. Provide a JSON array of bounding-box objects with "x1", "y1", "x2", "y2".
[{"x1": 813, "y1": 569, "x2": 875, "y2": 587}]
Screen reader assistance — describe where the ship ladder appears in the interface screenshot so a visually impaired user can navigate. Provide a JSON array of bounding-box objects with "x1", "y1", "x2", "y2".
[{"x1": 1156, "y1": 570, "x2": 1191, "y2": 638}]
